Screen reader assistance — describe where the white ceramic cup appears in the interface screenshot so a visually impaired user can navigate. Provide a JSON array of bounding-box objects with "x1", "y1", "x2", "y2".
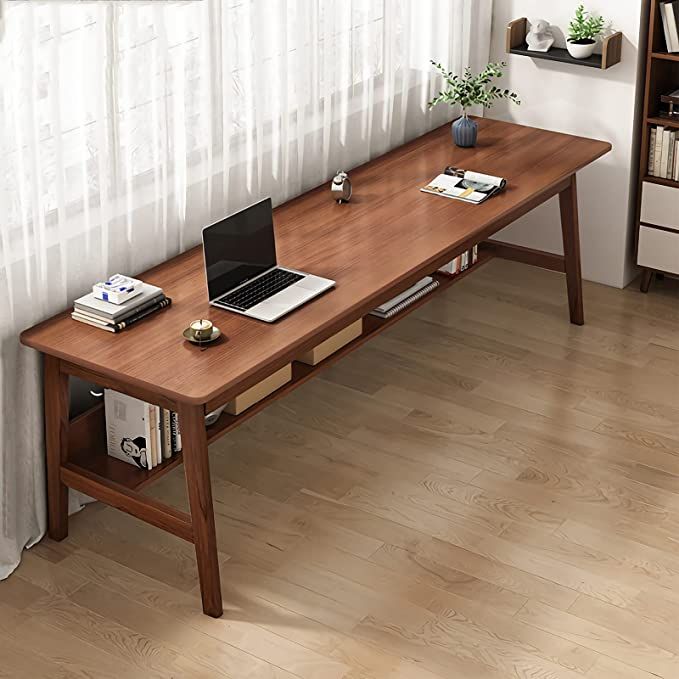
[{"x1": 189, "y1": 319, "x2": 213, "y2": 341}]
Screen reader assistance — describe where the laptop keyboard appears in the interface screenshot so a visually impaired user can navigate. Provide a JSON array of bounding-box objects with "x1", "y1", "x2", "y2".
[{"x1": 217, "y1": 268, "x2": 305, "y2": 311}]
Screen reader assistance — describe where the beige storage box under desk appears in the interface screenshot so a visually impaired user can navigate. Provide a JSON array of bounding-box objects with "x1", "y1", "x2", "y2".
[
  {"x1": 225, "y1": 364, "x2": 292, "y2": 415},
  {"x1": 298, "y1": 319, "x2": 363, "y2": 366}
]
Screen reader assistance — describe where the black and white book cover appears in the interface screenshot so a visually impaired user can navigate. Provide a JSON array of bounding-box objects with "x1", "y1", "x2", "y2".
[{"x1": 104, "y1": 389, "x2": 151, "y2": 470}]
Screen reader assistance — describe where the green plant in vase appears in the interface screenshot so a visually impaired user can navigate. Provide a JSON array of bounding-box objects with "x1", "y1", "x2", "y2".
[
  {"x1": 567, "y1": 4, "x2": 606, "y2": 59},
  {"x1": 428, "y1": 61, "x2": 520, "y2": 148}
]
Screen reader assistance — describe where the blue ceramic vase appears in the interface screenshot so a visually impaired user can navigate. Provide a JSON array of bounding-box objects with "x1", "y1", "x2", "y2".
[{"x1": 452, "y1": 115, "x2": 478, "y2": 148}]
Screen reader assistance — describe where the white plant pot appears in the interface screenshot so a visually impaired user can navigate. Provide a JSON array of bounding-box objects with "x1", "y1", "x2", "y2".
[{"x1": 566, "y1": 39, "x2": 597, "y2": 59}]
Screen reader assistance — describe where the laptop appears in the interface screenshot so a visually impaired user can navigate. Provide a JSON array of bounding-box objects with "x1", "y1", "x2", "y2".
[{"x1": 202, "y1": 198, "x2": 335, "y2": 323}]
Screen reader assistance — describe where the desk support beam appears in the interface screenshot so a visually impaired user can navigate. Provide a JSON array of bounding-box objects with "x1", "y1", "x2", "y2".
[
  {"x1": 559, "y1": 174, "x2": 585, "y2": 326},
  {"x1": 44, "y1": 355, "x2": 69, "y2": 540},
  {"x1": 179, "y1": 403, "x2": 223, "y2": 618}
]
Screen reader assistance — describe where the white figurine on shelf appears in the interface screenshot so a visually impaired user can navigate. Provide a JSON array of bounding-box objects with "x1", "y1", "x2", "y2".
[{"x1": 526, "y1": 19, "x2": 555, "y2": 52}]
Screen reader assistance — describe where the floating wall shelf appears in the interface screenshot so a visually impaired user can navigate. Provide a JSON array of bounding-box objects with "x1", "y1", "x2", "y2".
[{"x1": 506, "y1": 18, "x2": 623, "y2": 71}]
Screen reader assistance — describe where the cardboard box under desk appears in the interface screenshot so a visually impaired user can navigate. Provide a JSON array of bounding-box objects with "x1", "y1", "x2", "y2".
[
  {"x1": 225, "y1": 364, "x2": 292, "y2": 415},
  {"x1": 297, "y1": 319, "x2": 363, "y2": 366}
]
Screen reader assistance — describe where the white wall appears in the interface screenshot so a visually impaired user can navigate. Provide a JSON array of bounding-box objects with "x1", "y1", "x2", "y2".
[{"x1": 488, "y1": 1, "x2": 646, "y2": 288}]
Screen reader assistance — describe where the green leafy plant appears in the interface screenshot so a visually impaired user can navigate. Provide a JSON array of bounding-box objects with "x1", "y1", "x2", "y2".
[
  {"x1": 428, "y1": 62, "x2": 520, "y2": 117},
  {"x1": 568, "y1": 4, "x2": 606, "y2": 42}
]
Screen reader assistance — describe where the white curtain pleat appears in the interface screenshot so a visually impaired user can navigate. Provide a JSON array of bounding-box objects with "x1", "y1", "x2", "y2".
[{"x1": 0, "y1": 0, "x2": 493, "y2": 578}]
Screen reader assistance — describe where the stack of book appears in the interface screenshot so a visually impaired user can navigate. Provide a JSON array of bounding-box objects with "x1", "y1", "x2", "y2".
[
  {"x1": 72, "y1": 281, "x2": 171, "y2": 332},
  {"x1": 660, "y1": 1, "x2": 679, "y2": 52},
  {"x1": 104, "y1": 390, "x2": 182, "y2": 471},
  {"x1": 648, "y1": 126, "x2": 679, "y2": 181}
]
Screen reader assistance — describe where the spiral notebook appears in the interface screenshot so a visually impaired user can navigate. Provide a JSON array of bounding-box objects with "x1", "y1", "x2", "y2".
[{"x1": 370, "y1": 277, "x2": 440, "y2": 319}]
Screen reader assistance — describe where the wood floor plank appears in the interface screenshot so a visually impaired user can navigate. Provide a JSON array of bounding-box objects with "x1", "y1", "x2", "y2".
[
  {"x1": 569, "y1": 593, "x2": 679, "y2": 658},
  {"x1": 420, "y1": 472, "x2": 565, "y2": 531},
  {"x1": 237, "y1": 412, "x2": 482, "y2": 484},
  {"x1": 353, "y1": 608, "x2": 589, "y2": 679},
  {"x1": 276, "y1": 543, "x2": 598, "y2": 675},
  {"x1": 58, "y1": 547, "x2": 344, "y2": 677},
  {"x1": 586, "y1": 655, "x2": 660, "y2": 679},
  {"x1": 517, "y1": 599, "x2": 679, "y2": 678},
  {"x1": 71, "y1": 580, "x2": 348, "y2": 679},
  {"x1": 372, "y1": 540, "x2": 579, "y2": 611}
]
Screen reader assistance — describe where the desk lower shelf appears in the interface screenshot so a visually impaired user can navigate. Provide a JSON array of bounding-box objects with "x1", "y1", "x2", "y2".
[{"x1": 65, "y1": 250, "x2": 493, "y2": 492}]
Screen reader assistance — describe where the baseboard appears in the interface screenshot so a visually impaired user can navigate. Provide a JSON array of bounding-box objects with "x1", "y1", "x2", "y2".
[{"x1": 481, "y1": 240, "x2": 565, "y2": 273}]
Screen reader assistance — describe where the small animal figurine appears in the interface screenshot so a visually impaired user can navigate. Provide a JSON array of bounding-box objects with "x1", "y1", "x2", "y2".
[
  {"x1": 526, "y1": 19, "x2": 555, "y2": 53},
  {"x1": 331, "y1": 170, "x2": 352, "y2": 203}
]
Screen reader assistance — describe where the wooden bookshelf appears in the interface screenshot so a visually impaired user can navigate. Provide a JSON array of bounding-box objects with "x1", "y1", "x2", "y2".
[
  {"x1": 64, "y1": 251, "x2": 494, "y2": 492},
  {"x1": 652, "y1": 51, "x2": 679, "y2": 62},
  {"x1": 647, "y1": 116, "x2": 679, "y2": 129},
  {"x1": 636, "y1": 1, "x2": 679, "y2": 292},
  {"x1": 643, "y1": 174, "x2": 679, "y2": 189}
]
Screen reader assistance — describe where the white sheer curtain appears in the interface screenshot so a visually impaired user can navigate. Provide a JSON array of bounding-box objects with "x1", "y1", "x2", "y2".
[{"x1": 0, "y1": 0, "x2": 492, "y2": 578}]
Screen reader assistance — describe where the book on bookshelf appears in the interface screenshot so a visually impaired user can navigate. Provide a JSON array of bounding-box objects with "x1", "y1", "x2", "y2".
[
  {"x1": 660, "y1": 1, "x2": 679, "y2": 52},
  {"x1": 104, "y1": 390, "x2": 153, "y2": 470},
  {"x1": 438, "y1": 245, "x2": 479, "y2": 277},
  {"x1": 161, "y1": 409, "x2": 172, "y2": 459},
  {"x1": 170, "y1": 412, "x2": 183, "y2": 453},
  {"x1": 104, "y1": 390, "x2": 183, "y2": 470},
  {"x1": 648, "y1": 125, "x2": 679, "y2": 180}
]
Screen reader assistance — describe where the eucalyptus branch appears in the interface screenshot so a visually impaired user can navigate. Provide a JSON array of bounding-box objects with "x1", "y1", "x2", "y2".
[{"x1": 428, "y1": 61, "x2": 520, "y2": 115}]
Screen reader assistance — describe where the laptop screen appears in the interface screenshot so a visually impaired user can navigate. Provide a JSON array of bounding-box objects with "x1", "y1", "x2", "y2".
[{"x1": 203, "y1": 198, "x2": 278, "y2": 300}]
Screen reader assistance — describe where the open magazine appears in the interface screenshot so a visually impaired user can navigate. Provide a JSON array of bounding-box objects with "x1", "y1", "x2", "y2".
[{"x1": 421, "y1": 168, "x2": 507, "y2": 204}]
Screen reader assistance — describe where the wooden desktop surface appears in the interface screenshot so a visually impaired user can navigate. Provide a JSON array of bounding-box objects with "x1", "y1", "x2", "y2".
[{"x1": 21, "y1": 118, "x2": 610, "y2": 407}]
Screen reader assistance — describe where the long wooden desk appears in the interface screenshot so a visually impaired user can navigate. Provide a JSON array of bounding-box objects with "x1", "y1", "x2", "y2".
[{"x1": 20, "y1": 118, "x2": 611, "y2": 617}]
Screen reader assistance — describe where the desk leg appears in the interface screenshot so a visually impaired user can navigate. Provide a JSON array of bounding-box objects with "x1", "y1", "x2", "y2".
[
  {"x1": 559, "y1": 174, "x2": 584, "y2": 326},
  {"x1": 179, "y1": 403, "x2": 223, "y2": 618},
  {"x1": 44, "y1": 355, "x2": 69, "y2": 540}
]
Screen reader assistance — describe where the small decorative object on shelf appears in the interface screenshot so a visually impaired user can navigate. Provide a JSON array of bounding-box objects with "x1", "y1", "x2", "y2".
[
  {"x1": 428, "y1": 61, "x2": 520, "y2": 148},
  {"x1": 567, "y1": 4, "x2": 606, "y2": 59},
  {"x1": 330, "y1": 171, "x2": 352, "y2": 203},
  {"x1": 526, "y1": 19, "x2": 555, "y2": 53},
  {"x1": 660, "y1": 89, "x2": 679, "y2": 119}
]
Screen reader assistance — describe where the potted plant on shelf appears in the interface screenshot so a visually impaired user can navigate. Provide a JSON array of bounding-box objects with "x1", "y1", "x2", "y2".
[
  {"x1": 567, "y1": 4, "x2": 606, "y2": 59},
  {"x1": 428, "y1": 62, "x2": 520, "y2": 148}
]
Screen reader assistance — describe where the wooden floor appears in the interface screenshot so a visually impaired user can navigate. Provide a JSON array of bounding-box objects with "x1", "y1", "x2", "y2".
[{"x1": 4, "y1": 258, "x2": 679, "y2": 679}]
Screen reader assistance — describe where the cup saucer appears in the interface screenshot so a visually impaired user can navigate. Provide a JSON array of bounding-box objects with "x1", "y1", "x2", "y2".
[{"x1": 182, "y1": 326, "x2": 222, "y2": 344}]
